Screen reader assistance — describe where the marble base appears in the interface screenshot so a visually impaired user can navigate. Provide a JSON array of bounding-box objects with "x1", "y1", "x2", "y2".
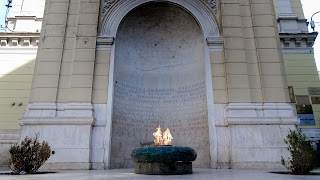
[
  {"x1": 19, "y1": 103, "x2": 94, "y2": 170},
  {"x1": 134, "y1": 162, "x2": 193, "y2": 175},
  {"x1": 40, "y1": 162, "x2": 91, "y2": 170},
  {"x1": 215, "y1": 103, "x2": 298, "y2": 169},
  {"x1": 0, "y1": 130, "x2": 20, "y2": 165}
]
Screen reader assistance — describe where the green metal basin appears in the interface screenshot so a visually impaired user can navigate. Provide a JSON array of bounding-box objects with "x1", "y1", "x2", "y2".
[{"x1": 131, "y1": 146, "x2": 197, "y2": 163}]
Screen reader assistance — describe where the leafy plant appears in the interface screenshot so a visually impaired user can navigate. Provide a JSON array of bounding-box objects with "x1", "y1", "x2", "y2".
[
  {"x1": 8, "y1": 134, "x2": 51, "y2": 174},
  {"x1": 281, "y1": 129, "x2": 319, "y2": 175}
]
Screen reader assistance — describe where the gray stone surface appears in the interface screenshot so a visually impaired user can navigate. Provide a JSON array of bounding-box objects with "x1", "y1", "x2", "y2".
[
  {"x1": 0, "y1": 130, "x2": 20, "y2": 166},
  {"x1": 134, "y1": 162, "x2": 192, "y2": 175},
  {"x1": 0, "y1": 145, "x2": 11, "y2": 166},
  {"x1": 0, "y1": 169, "x2": 320, "y2": 180},
  {"x1": 111, "y1": 2, "x2": 210, "y2": 168}
]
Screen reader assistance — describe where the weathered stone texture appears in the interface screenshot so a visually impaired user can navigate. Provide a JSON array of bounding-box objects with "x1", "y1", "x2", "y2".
[{"x1": 110, "y1": 3, "x2": 210, "y2": 169}]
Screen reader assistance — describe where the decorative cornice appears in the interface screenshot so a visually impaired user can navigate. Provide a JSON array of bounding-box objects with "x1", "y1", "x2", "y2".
[
  {"x1": 279, "y1": 32, "x2": 318, "y2": 50},
  {"x1": 203, "y1": 0, "x2": 217, "y2": 14},
  {"x1": 0, "y1": 33, "x2": 40, "y2": 47}
]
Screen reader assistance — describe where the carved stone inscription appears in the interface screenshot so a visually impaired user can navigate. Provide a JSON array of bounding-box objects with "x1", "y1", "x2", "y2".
[
  {"x1": 113, "y1": 81, "x2": 207, "y2": 134},
  {"x1": 110, "y1": 3, "x2": 210, "y2": 169},
  {"x1": 112, "y1": 81, "x2": 209, "y2": 168}
]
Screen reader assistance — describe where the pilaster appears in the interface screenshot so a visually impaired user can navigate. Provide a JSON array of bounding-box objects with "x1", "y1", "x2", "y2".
[
  {"x1": 19, "y1": 0, "x2": 100, "y2": 170},
  {"x1": 221, "y1": 0, "x2": 252, "y2": 103},
  {"x1": 70, "y1": 0, "x2": 99, "y2": 103},
  {"x1": 252, "y1": 0, "x2": 290, "y2": 103},
  {"x1": 240, "y1": 0, "x2": 263, "y2": 103},
  {"x1": 30, "y1": 0, "x2": 68, "y2": 103}
]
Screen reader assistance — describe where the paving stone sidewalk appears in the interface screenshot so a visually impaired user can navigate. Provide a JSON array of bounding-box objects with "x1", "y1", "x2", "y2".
[{"x1": 0, "y1": 168, "x2": 320, "y2": 180}]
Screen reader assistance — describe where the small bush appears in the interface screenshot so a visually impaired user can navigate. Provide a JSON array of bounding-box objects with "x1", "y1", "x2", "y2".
[
  {"x1": 8, "y1": 134, "x2": 51, "y2": 174},
  {"x1": 281, "y1": 129, "x2": 320, "y2": 175}
]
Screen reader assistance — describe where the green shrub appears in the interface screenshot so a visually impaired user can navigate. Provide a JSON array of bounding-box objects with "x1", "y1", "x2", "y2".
[
  {"x1": 281, "y1": 129, "x2": 320, "y2": 175},
  {"x1": 8, "y1": 134, "x2": 51, "y2": 174}
]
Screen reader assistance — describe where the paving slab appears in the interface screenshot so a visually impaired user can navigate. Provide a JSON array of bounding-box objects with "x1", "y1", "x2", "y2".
[{"x1": 0, "y1": 168, "x2": 320, "y2": 180}]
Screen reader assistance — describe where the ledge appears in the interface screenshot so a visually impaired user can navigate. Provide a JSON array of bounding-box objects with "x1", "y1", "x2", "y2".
[
  {"x1": 227, "y1": 103, "x2": 293, "y2": 110},
  {"x1": 227, "y1": 117, "x2": 299, "y2": 125},
  {"x1": 19, "y1": 117, "x2": 94, "y2": 126},
  {"x1": 279, "y1": 32, "x2": 318, "y2": 49},
  {"x1": 96, "y1": 36, "x2": 114, "y2": 50},
  {"x1": 226, "y1": 103, "x2": 299, "y2": 125},
  {"x1": 206, "y1": 37, "x2": 223, "y2": 51},
  {"x1": 0, "y1": 140, "x2": 19, "y2": 144}
]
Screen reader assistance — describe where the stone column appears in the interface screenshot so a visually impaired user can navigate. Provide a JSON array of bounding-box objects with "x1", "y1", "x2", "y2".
[
  {"x1": 240, "y1": 0, "x2": 264, "y2": 103},
  {"x1": 253, "y1": 0, "x2": 291, "y2": 103},
  {"x1": 219, "y1": 0, "x2": 298, "y2": 169},
  {"x1": 30, "y1": 0, "x2": 65, "y2": 103},
  {"x1": 221, "y1": 0, "x2": 252, "y2": 103}
]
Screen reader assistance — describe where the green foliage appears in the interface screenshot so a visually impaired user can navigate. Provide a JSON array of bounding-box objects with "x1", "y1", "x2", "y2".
[
  {"x1": 8, "y1": 134, "x2": 51, "y2": 174},
  {"x1": 281, "y1": 129, "x2": 320, "y2": 175}
]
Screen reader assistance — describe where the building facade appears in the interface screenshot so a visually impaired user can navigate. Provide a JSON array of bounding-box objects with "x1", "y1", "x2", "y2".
[
  {"x1": 276, "y1": 0, "x2": 320, "y2": 141},
  {"x1": 0, "y1": 0, "x2": 44, "y2": 166},
  {"x1": 0, "y1": 0, "x2": 318, "y2": 169}
]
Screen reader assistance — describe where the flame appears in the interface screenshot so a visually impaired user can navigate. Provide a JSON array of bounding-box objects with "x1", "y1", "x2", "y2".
[
  {"x1": 163, "y1": 128, "x2": 173, "y2": 145},
  {"x1": 153, "y1": 126, "x2": 163, "y2": 146},
  {"x1": 152, "y1": 126, "x2": 173, "y2": 146}
]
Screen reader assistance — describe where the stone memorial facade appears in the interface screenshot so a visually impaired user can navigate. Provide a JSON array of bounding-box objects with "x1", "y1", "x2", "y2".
[{"x1": 17, "y1": 0, "x2": 300, "y2": 170}]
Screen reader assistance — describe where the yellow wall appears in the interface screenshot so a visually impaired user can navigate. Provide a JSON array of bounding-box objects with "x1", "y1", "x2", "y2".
[
  {"x1": 284, "y1": 54, "x2": 320, "y2": 129},
  {"x1": 0, "y1": 53, "x2": 36, "y2": 129}
]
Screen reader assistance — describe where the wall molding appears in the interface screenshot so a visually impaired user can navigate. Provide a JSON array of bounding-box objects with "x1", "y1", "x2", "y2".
[
  {"x1": 279, "y1": 32, "x2": 318, "y2": 54},
  {"x1": 0, "y1": 33, "x2": 40, "y2": 47},
  {"x1": 226, "y1": 103, "x2": 298, "y2": 125},
  {"x1": 100, "y1": 0, "x2": 221, "y2": 38}
]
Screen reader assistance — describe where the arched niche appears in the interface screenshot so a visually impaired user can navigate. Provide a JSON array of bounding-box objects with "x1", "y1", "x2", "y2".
[{"x1": 99, "y1": 0, "x2": 222, "y2": 169}]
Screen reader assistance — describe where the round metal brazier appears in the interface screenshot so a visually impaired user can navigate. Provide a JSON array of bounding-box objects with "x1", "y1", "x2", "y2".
[{"x1": 131, "y1": 146, "x2": 197, "y2": 175}]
